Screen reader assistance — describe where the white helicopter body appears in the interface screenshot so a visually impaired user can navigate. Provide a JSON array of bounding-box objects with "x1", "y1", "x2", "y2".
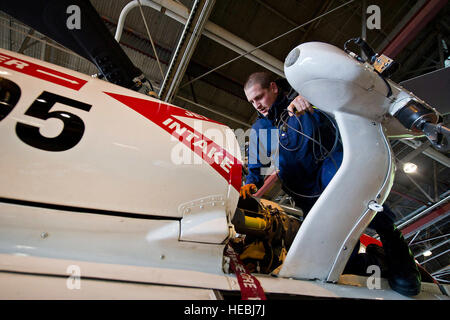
[{"x1": 0, "y1": 43, "x2": 448, "y2": 300}]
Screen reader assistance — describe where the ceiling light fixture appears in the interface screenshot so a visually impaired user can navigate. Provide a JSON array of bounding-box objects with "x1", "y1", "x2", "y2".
[
  {"x1": 423, "y1": 250, "x2": 432, "y2": 257},
  {"x1": 403, "y1": 162, "x2": 417, "y2": 173}
]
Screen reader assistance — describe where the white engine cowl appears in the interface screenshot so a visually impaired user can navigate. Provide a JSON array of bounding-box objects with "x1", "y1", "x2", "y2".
[{"x1": 0, "y1": 49, "x2": 242, "y2": 244}]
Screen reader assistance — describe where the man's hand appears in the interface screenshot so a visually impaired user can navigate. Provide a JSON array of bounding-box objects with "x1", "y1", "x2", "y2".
[
  {"x1": 240, "y1": 183, "x2": 258, "y2": 199},
  {"x1": 287, "y1": 95, "x2": 314, "y2": 116}
]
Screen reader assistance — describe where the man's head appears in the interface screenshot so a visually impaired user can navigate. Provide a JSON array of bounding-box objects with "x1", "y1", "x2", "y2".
[{"x1": 244, "y1": 72, "x2": 278, "y2": 117}]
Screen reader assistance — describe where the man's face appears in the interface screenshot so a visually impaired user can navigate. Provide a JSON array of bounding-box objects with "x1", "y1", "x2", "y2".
[{"x1": 244, "y1": 82, "x2": 278, "y2": 117}]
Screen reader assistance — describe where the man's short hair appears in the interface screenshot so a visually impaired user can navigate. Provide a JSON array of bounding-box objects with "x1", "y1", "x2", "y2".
[{"x1": 244, "y1": 72, "x2": 274, "y2": 91}]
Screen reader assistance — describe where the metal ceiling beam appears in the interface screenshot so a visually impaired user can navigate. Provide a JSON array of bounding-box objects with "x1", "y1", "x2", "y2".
[
  {"x1": 361, "y1": 0, "x2": 366, "y2": 44},
  {"x1": 175, "y1": 95, "x2": 251, "y2": 128},
  {"x1": 186, "y1": 62, "x2": 246, "y2": 101},
  {"x1": 420, "y1": 248, "x2": 449, "y2": 265},
  {"x1": 300, "y1": 0, "x2": 333, "y2": 43},
  {"x1": 400, "y1": 197, "x2": 450, "y2": 238},
  {"x1": 414, "y1": 238, "x2": 450, "y2": 258},
  {"x1": 433, "y1": 161, "x2": 440, "y2": 202},
  {"x1": 331, "y1": 0, "x2": 389, "y2": 45},
  {"x1": 396, "y1": 29, "x2": 440, "y2": 79},
  {"x1": 103, "y1": 17, "x2": 247, "y2": 102},
  {"x1": 18, "y1": 29, "x2": 35, "y2": 53},
  {"x1": 395, "y1": 152, "x2": 439, "y2": 204},
  {"x1": 391, "y1": 189, "x2": 429, "y2": 207},
  {"x1": 99, "y1": 29, "x2": 250, "y2": 126},
  {"x1": 114, "y1": 0, "x2": 284, "y2": 76},
  {"x1": 381, "y1": 0, "x2": 448, "y2": 58},
  {"x1": 329, "y1": 2, "x2": 358, "y2": 44},
  {"x1": 375, "y1": 0, "x2": 427, "y2": 52},
  {"x1": 411, "y1": 233, "x2": 450, "y2": 245},
  {"x1": 403, "y1": 170, "x2": 435, "y2": 204},
  {"x1": 159, "y1": 0, "x2": 215, "y2": 102},
  {"x1": 254, "y1": 0, "x2": 307, "y2": 30},
  {"x1": 400, "y1": 139, "x2": 450, "y2": 168},
  {"x1": 412, "y1": 46, "x2": 442, "y2": 76},
  {"x1": 399, "y1": 140, "x2": 431, "y2": 163},
  {"x1": 432, "y1": 265, "x2": 450, "y2": 276}
]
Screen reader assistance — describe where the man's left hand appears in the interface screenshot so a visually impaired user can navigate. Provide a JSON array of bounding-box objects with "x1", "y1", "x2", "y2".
[{"x1": 287, "y1": 95, "x2": 314, "y2": 116}]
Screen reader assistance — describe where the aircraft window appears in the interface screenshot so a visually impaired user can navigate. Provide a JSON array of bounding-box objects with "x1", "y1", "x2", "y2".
[{"x1": 0, "y1": 77, "x2": 21, "y2": 121}]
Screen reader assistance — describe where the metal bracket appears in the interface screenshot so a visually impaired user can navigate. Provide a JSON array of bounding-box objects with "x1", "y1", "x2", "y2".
[{"x1": 179, "y1": 195, "x2": 229, "y2": 243}]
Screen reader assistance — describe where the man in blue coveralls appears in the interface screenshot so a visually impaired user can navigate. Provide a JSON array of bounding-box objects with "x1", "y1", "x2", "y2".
[
  {"x1": 242, "y1": 71, "x2": 342, "y2": 213},
  {"x1": 240, "y1": 71, "x2": 422, "y2": 296}
]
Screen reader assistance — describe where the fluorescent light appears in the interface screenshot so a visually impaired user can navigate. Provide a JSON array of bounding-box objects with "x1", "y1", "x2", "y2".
[
  {"x1": 423, "y1": 250, "x2": 432, "y2": 257},
  {"x1": 403, "y1": 162, "x2": 417, "y2": 173}
]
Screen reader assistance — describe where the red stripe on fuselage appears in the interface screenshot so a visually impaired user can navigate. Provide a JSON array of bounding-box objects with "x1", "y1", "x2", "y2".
[
  {"x1": 0, "y1": 52, "x2": 87, "y2": 90},
  {"x1": 104, "y1": 92, "x2": 242, "y2": 191}
]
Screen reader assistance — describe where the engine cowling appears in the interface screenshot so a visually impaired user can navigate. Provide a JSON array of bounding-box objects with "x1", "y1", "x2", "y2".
[{"x1": 0, "y1": 49, "x2": 242, "y2": 244}]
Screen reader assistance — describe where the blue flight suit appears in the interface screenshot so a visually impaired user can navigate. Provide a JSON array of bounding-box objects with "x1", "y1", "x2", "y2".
[{"x1": 245, "y1": 88, "x2": 343, "y2": 213}]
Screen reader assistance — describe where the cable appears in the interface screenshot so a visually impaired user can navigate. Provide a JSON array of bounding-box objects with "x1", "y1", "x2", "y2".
[
  {"x1": 343, "y1": 38, "x2": 393, "y2": 97},
  {"x1": 344, "y1": 38, "x2": 365, "y2": 63},
  {"x1": 277, "y1": 109, "x2": 340, "y2": 166},
  {"x1": 277, "y1": 110, "x2": 304, "y2": 152},
  {"x1": 269, "y1": 108, "x2": 341, "y2": 199},
  {"x1": 180, "y1": 0, "x2": 356, "y2": 88},
  {"x1": 374, "y1": 69, "x2": 393, "y2": 98},
  {"x1": 137, "y1": 0, "x2": 165, "y2": 79}
]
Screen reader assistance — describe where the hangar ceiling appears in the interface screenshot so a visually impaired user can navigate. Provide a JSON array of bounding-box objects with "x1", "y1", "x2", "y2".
[{"x1": 0, "y1": 0, "x2": 449, "y2": 283}]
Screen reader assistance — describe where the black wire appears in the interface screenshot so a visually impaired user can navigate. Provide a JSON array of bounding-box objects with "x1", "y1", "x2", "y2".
[
  {"x1": 373, "y1": 69, "x2": 393, "y2": 98},
  {"x1": 271, "y1": 108, "x2": 341, "y2": 199},
  {"x1": 344, "y1": 38, "x2": 365, "y2": 63},
  {"x1": 344, "y1": 38, "x2": 393, "y2": 98},
  {"x1": 277, "y1": 109, "x2": 340, "y2": 166},
  {"x1": 277, "y1": 110, "x2": 304, "y2": 152}
]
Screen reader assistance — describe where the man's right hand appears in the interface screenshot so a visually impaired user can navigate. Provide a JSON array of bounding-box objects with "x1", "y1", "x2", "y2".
[
  {"x1": 240, "y1": 184, "x2": 258, "y2": 199},
  {"x1": 287, "y1": 95, "x2": 314, "y2": 116}
]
